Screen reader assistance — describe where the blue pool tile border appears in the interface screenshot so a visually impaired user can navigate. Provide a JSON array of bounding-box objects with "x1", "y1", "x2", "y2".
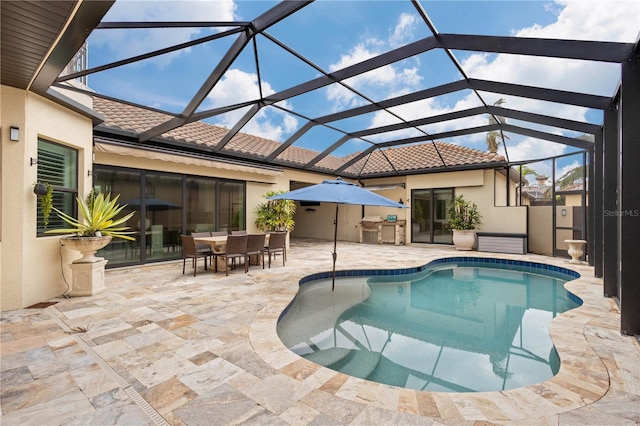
[
  {"x1": 283, "y1": 257, "x2": 584, "y2": 322},
  {"x1": 299, "y1": 256, "x2": 580, "y2": 286},
  {"x1": 299, "y1": 256, "x2": 580, "y2": 285}
]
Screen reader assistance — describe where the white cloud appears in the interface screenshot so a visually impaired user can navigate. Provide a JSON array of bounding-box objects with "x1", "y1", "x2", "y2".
[
  {"x1": 557, "y1": 160, "x2": 582, "y2": 180},
  {"x1": 206, "y1": 69, "x2": 298, "y2": 141},
  {"x1": 389, "y1": 13, "x2": 419, "y2": 48},
  {"x1": 358, "y1": 1, "x2": 638, "y2": 159},
  {"x1": 325, "y1": 14, "x2": 423, "y2": 112},
  {"x1": 501, "y1": 137, "x2": 567, "y2": 164},
  {"x1": 461, "y1": 1, "x2": 639, "y2": 99},
  {"x1": 91, "y1": 0, "x2": 237, "y2": 66},
  {"x1": 520, "y1": 0, "x2": 639, "y2": 42}
]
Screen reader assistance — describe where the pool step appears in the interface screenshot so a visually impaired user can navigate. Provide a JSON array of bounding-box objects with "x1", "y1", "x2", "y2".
[
  {"x1": 337, "y1": 349, "x2": 380, "y2": 379},
  {"x1": 304, "y1": 348, "x2": 381, "y2": 380},
  {"x1": 305, "y1": 347, "x2": 351, "y2": 366}
]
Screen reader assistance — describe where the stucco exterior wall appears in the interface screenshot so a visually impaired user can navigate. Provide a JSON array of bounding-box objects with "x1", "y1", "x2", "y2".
[
  {"x1": 1, "y1": 86, "x2": 95, "y2": 311},
  {"x1": 529, "y1": 206, "x2": 553, "y2": 255},
  {"x1": 266, "y1": 171, "x2": 357, "y2": 242},
  {"x1": 458, "y1": 170, "x2": 527, "y2": 234},
  {"x1": 405, "y1": 169, "x2": 526, "y2": 240}
]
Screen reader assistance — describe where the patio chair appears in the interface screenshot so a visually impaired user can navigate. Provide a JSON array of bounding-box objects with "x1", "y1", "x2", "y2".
[
  {"x1": 246, "y1": 234, "x2": 266, "y2": 267},
  {"x1": 262, "y1": 232, "x2": 287, "y2": 268},
  {"x1": 192, "y1": 231, "x2": 214, "y2": 261},
  {"x1": 180, "y1": 235, "x2": 208, "y2": 276},
  {"x1": 213, "y1": 234, "x2": 248, "y2": 275}
]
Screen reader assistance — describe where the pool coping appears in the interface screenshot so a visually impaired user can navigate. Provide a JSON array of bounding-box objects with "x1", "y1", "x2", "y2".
[{"x1": 249, "y1": 252, "x2": 613, "y2": 422}]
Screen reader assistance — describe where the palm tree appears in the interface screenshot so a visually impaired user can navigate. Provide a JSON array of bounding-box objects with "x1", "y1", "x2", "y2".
[
  {"x1": 519, "y1": 165, "x2": 537, "y2": 177},
  {"x1": 486, "y1": 98, "x2": 509, "y2": 153},
  {"x1": 556, "y1": 165, "x2": 584, "y2": 190}
]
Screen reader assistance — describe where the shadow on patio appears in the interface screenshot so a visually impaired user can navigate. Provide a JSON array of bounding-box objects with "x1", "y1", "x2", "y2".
[{"x1": 1, "y1": 239, "x2": 639, "y2": 425}]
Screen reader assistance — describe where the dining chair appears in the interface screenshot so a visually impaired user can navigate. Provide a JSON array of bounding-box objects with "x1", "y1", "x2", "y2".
[
  {"x1": 192, "y1": 231, "x2": 214, "y2": 263},
  {"x1": 246, "y1": 234, "x2": 266, "y2": 267},
  {"x1": 180, "y1": 235, "x2": 208, "y2": 276},
  {"x1": 213, "y1": 234, "x2": 248, "y2": 275},
  {"x1": 262, "y1": 232, "x2": 287, "y2": 268}
]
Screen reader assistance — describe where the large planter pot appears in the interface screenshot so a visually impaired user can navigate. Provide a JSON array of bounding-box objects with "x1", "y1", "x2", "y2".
[
  {"x1": 452, "y1": 229, "x2": 476, "y2": 251},
  {"x1": 62, "y1": 236, "x2": 112, "y2": 263}
]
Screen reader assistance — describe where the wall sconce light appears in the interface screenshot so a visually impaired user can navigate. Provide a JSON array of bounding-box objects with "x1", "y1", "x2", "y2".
[
  {"x1": 399, "y1": 198, "x2": 404, "y2": 205},
  {"x1": 10, "y1": 126, "x2": 19, "y2": 141},
  {"x1": 87, "y1": 170, "x2": 93, "y2": 176},
  {"x1": 30, "y1": 157, "x2": 38, "y2": 166},
  {"x1": 561, "y1": 208, "x2": 567, "y2": 216}
]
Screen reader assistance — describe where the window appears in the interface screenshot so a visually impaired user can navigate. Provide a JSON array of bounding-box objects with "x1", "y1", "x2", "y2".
[{"x1": 37, "y1": 139, "x2": 77, "y2": 235}]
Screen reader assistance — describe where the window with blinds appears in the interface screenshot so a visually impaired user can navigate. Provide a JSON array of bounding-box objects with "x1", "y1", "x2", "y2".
[{"x1": 37, "y1": 139, "x2": 78, "y2": 235}]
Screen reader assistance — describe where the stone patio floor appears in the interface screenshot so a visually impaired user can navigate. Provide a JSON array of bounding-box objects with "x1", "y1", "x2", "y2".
[{"x1": 1, "y1": 239, "x2": 639, "y2": 425}]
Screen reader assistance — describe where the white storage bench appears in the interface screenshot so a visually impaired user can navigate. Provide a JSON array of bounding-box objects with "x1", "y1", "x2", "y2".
[{"x1": 476, "y1": 232, "x2": 528, "y2": 255}]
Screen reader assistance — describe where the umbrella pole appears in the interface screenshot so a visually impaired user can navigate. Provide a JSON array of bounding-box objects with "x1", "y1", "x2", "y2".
[{"x1": 332, "y1": 203, "x2": 338, "y2": 291}]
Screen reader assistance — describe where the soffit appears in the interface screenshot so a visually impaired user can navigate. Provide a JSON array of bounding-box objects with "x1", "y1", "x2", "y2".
[{"x1": 0, "y1": 1, "x2": 78, "y2": 89}]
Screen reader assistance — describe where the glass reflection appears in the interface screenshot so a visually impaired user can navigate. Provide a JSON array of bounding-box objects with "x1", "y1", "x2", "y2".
[{"x1": 278, "y1": 262, "x2": 579, "y2": 392}]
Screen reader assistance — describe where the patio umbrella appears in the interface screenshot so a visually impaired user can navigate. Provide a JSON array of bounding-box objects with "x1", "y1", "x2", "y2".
[
  {"x1": 269, "y1": 177, "x2": 407, "y2": 290},
  {"x1": 124, "y1": 196, "x2": 181, "y2": 211},
  {"x1": 124, "y1": 196, "x2": 182, "y2": 229}
]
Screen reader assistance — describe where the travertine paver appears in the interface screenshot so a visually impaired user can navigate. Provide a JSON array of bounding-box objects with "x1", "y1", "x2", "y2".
[{"x1": 1, "y1": 239, "x2": 639, "y2": 425}]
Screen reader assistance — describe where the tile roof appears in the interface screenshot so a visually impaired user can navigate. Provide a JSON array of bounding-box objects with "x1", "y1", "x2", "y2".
[{"x1": 92, "y1": 97, "x2": 506, "y2": 177}]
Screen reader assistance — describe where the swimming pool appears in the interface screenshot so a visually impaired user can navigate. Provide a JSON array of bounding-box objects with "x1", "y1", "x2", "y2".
[{"x1": 277, "y1": 257, "x2": 582, "y2": 393}]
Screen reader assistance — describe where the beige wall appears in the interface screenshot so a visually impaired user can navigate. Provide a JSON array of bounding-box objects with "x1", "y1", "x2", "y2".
[
  {"x1": 405, "y1": 169, "x2": 526, "y2": 242},
  {"x1": 1, "y1": 86, "x2": 95, "y2": 310},
  {"x1": 266, "y1": 171, "x2": 357, "y2": 242},
  {"x1": 458, "y1": 170, "x2": 527, "y2": 234},
  {"x1": 529, "y1": 206, "x2": 553, "y2": 255}
]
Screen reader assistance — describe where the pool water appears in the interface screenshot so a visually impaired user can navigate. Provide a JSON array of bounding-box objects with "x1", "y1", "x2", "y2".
[{"x1": 277, "y1": 258, "x2": 581, "y2": 393}]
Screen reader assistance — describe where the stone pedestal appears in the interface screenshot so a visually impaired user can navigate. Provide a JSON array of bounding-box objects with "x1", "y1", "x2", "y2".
[{"x1": 68, "y1": 260, "x2": 108, "y2": 296}]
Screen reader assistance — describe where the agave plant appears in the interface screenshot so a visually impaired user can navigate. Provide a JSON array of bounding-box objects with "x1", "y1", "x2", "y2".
[{"x1": 46, "y1": 191, "x2": 137, "y2": 241}]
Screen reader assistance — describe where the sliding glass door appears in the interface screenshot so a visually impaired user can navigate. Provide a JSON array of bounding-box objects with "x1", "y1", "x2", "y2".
[
  {"x1": 93, "y1": 165, "x2": 245, "y2": 267},
  {"x1": 144, "y1": 173, "x2": 183, "y2": 262},
  {"x1": 411, "y1": 188, "x2": 454, "y2": 244}
]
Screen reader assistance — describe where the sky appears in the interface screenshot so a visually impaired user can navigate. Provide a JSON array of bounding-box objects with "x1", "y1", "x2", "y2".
[{"x1": 85, "y1": 0, "x2": 640, "y2": 179}]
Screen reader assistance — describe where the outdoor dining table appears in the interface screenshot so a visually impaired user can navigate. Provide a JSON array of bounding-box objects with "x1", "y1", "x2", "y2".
[{"x1": 193, "y1": 235, "x2": 229, "y2": 254}]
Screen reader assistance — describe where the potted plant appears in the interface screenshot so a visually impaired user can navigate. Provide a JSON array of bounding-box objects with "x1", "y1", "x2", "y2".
[
  {"x1": 254, "y1": 190, "x2": 296, "y2": 233},
  {"x1": 46, "y1": 191, "x2": 136, "y2": 263},
  {"x1": 34, "y1": 182, "x2": 53, "y2": 228},
  {"x1": 447, "y1": 194, "x2": 481, "y2": 251}
]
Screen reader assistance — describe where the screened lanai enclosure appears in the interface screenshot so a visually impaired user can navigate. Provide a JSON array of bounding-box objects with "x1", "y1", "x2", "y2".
[{"x1": 1, "y1": 0, "x2": 639, "y2": 334}]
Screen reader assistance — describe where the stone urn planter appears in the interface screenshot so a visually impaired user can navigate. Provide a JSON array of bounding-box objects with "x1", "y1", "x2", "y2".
[
  {"x1": 62, "y1": 236, "x2": 112, "y2": 263},
  {"x1": 61, "y1": 236, "x2": 112, "y2": 297},
  {"x1": 46, "y1": 192, "x2": 136, "y2": 297},
  {"x1": 447, "y1": 195, "x2": 482, "y2": 251},
  {"x1": 565, "y1": 239, "x2": 587, "y2": 264},
  {"x1": 452, "y1": 229, "x2": 477, "y2": 251}
]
